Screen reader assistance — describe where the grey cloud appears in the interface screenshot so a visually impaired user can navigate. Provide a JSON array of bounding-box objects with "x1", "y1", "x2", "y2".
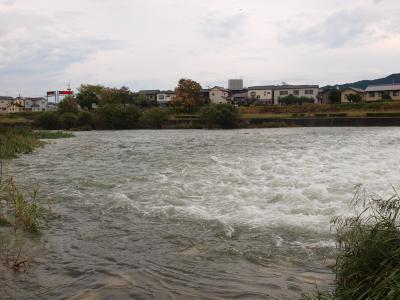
[
  {"x1": 200, "y1": 12, "x2": 246, "y2": 40},
  {"x1": 278, "y1": 9, "x2": 376, "y2": 48},
  {"x1": 0, "y1": 10, "x2": 120, "y2": 74}
]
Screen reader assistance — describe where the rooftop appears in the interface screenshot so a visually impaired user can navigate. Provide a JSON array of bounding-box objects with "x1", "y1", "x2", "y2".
[
  {"x1": 0, "y1": 96, "x2": 14, "y2": 101},
  {"x1": 365, "y1": 84, "x2": 400, "y2": 92}
]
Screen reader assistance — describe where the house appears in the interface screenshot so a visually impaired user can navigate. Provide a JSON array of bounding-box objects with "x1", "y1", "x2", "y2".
[
  {"x1": 200, "y1": 89, "x2": 210, "y2": 103},
  {"x1": 209, "y1": 86, "x2": 229, "y2": 104},
  {"x1": 227, "y1": 90, "x2": 248, "y2": 105},
  {"x1": 365, "y1": 84, "x2": 400, "y2": 101},
  {"x1": 6, "y1": 102, "x2": 24, "y2": 113},
  {"x1": 138, "y1": 90, "x2": 160, "y2": 102},
  {"x1": 273, "y1": 85, "x2": 319, "y2": 105},
  {"x1": 24, "y1": 97, "x2": 48, "y2": 112},
  {"x1": 156, "y1": 91, "x2": 175, "y2": 106},
  {"x1": 318, "y1": 89, "x2": 332, "y2": 104},
  {"x1": 340, "y1": 87, "x2": 365, "y2": 103},
  {"x1": 0, "y1": 96, "x2": 14, "y2": 113},
  {"x1": 247, "y1": 86, "x2": 274, "y2": 105}
]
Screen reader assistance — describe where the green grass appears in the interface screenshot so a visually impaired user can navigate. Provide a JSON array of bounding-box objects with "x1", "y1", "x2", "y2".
[
  {"x1": 0, "y1": 128, "x2": 74, "y2": 159},
  {"x1": 304, "y1": 186, "x2": 400, "y2": 299}
]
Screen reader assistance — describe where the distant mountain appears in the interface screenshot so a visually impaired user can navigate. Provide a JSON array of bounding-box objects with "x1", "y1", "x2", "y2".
[{"x1": 323, "y1": 73, "x2": 400, "y2": 91}]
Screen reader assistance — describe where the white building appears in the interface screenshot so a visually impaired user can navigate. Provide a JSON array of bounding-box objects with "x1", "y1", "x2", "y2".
[
  {"x1": 365, "y1": 84, "x2": 400, "y2": 101},
  {"x1": 24, "y1": 97, "x2": 48, "y2": 112},
  {"x1": 247, "y1": 86, "x2": 274, "y2": 104},
  {"x1": 156, "y1": 91, "x2": 175, "y2": 106},
  {"x1": 273, "y1": 85, "x2": 319, "y2": 105},
  {"x1": 209, "y1": 86, "x2": 229, "y2": 104}
]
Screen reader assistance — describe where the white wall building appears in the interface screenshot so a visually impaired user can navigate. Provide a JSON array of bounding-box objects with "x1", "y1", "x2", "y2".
[
  {"x1": 209, "y1": 86, "x2": 229, "y2": 104},
  {"x1": 24, "y1": 97, "x2": 48, "y2": 112},
  {"x1": 365, "y1": 84, "x2": 400, "y2": 101},
  {"x1": 273, "y1": 85, "x2": 319, "y2": 105},
  {"x1": 247, "y1": 86, "x2": 274, "y2": 104},
  {"x1": 156, "y1": 91, "x2": 175, "y2": 106}
]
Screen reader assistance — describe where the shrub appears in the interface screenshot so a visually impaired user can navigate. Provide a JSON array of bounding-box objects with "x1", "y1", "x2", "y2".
[
  {"x1": 76, "y1": 111, "x2": 93, "y2": 128},
  {"x1": 331, "y1": 186, "x2": 400, "y2": 299},
  {"x1": 199, "y1": 104, "x2": 240, "y2": 129},
  {"x1": 93, "y1": 104, "x2": 141, "y2": 129},
  {"x1": 278, "y1": 95, "x2": 315, "y2": 105},
  {"x1": 60, "y1": 112, "x2": 77, "y2": 129},
  {"x1": 58, "y1": 96, "x2": 79, "y2": 114},
  {"x1": 140, "y1": 107, "x2": 169, "y2": 129},
  {"x1": 37, "y1": 112, "x2": 61, "y2": 130}
]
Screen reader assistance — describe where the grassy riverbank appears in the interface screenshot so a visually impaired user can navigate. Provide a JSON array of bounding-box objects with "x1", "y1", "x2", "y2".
[
  {"x1": 303, "y1": 186, "x2": 400, "y2": 299},
  {"x1": 3, "y1": 101, "x2": 400, "y2": 130},
  {"x1": 0, "y1": 128, "x2": 73, "y2": 159},
  {"x1": 0, "y1": 127, "x2": 73, "y2": 273}
]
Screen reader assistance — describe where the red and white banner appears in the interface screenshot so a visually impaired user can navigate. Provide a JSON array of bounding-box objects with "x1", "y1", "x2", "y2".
[
  {"x1": 47, "y1": 91, "x2": 56, "y2": 96},
  {"x1": 58, "y1": 90, "x2": 74, "y2": 95}
]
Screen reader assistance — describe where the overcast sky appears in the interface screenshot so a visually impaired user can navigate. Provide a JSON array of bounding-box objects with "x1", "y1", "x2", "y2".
[{"x1": 0, "y1": 0, "x2": 399, "y2": 96}]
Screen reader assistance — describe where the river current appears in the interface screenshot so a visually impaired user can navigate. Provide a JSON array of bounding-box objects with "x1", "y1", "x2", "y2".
[{"x1": 3, "y1": 128, "x2": 400, "y2": 299}]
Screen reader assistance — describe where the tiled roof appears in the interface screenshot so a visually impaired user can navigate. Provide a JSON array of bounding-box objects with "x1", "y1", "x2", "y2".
[
  {"x1": 365, "y1": 84, "x2": 400, "y2": 92},
  {"x1": 0, "y1": 96, "x2": 14, "y2": 101},
  {"x1": 138, "y1": 90, "x2": 161, "y2": 95},
  {"x1": 342, "y1": 87, "x2": 364, "y2": 93}
]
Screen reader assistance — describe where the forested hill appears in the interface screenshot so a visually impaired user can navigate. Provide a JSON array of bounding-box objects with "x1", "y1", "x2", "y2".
[{"x1": 323, "y1": 73, "x2": 400, "y2": 90}]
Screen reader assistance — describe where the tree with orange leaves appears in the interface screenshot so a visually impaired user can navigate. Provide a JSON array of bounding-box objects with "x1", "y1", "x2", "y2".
[{"x1": 172, "y1": 78, "x2": 203, "y2": 111}]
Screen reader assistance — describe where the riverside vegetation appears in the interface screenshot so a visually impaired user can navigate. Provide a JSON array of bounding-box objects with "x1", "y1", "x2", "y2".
[
  {"x1": 303, "y1": 185, "x2": 400, "y2": 300},
  {"x1": 0, "y1": 128, "x2": 73, "y2": 273}
]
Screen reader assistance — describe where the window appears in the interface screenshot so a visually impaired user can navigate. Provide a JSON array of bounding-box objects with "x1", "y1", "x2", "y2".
[
  {"x1": 264, "y1": 91, "x2": 266, "y2": 96},
  {"x1": 211, "y1": 93, "x2": 215, "y2": 96},
  {"x1": 369, "y1": 92, "x2": 375, "y2": 97},
  {"x1": 305, "y1": 90, "x2": 314, "y2": 95},
  {"x1": 279, "y1": 91, "x2": 289, "y2": 96},
  {"x1": 250, "y1": 92, "x2": 256, "y2": 97},
  {"x1": 293, "y1": 90, "x2": 299, "y2": 95},
  {"x1": 393, "y1": 91, "x2": 399, "y2": 96},
  {"x1": 158, "y1": 95, "x2": 165, "y2": 100},
  {"x1": 257, "y1": 95, "x2": 260, "y2": 99}
]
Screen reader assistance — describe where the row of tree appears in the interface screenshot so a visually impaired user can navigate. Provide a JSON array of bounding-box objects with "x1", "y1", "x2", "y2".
[{"x1": 72, "y1": 79, "x2": 207, "y2": 112}]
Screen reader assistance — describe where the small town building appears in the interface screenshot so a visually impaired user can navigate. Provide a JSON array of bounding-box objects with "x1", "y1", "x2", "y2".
[
  {"x1": 227, "y1": 90, "x2": 248, "y2": 105},
  {"x1": 318, "y1": 89, "x2": 333, "y2": 104},
  {"x1": 156, "y1": 91, "x2": 175, "y2": 106},
  {"x1": 209, "y1": 86, "x2": 229, "y2": 104},
  {"x1": 6, "y1": 102, "x2": 24, "y2": 113},
  {"x1": 247, "y1": 86, "x2": 274, "y2": 105},
  {"x1": 0, "y1": 96, "x2": 14, "y2": 113},
  {"x1": 273, "y1": 85, "x2": 319, "y2": 105},
  {"x1": 340, "y1": 87, "x2": 365, "y2": 103},
  {"x1": 138, "y1": 90, "x2": 160, "y2": 102},
  {"x1": 24, "y1": 97, "x2": 48, "y2": 112},
  {"x1": 365, "y1": 84, "x2": 400, "y2": 101}
]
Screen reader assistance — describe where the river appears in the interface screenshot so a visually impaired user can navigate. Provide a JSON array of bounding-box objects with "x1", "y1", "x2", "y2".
[{"x1": 3, "y1": 127, "x2": 400, "y2": 299}]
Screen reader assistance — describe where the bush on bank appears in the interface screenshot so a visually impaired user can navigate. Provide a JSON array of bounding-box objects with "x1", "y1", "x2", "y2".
[
  {"x1": 199, "y1": 104, "x2": 240, "y2": 129},
  {"x1": 303, "y1": 186, "x2": 400, "y2": 300},
  {"x1": 140, "y1": 107, "x2": 169, "y2": 129}
]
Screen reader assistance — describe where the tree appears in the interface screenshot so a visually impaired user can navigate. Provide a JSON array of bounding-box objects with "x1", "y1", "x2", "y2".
[
  {"x1": 347, "y1": 93, "x2": 362, "y2": 103},
  {"x1": 140, "y1": 107, "x2": 169, "y2": 129},
  {"x1": 58, "y1": 96, "x2": 79, "y2": 114},
  {"x1": 329, "y1": 88, "x2": 341, "y2": 103},
  {"x1": 99, "y1": 87, "x2": 135, "y2": 106},
  {"x1": 94, "y1": 104, "x2": 141, "y2": 129},
  {"x1": 172, "y1": 79, "x2": 203, "y2": 111},
  {"x1": 76, "y1": 84, "x2": 104, "y2": 110},
  {"x1": 199, "y1": 104, "x2": 240, "y2": 129}
]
